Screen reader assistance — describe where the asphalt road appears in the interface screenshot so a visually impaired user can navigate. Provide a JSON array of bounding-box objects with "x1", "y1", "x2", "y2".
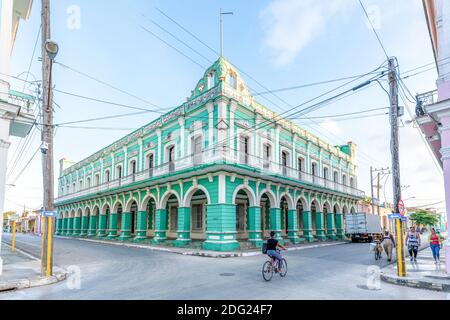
[{"x1": 1, "y1": 233, "x2": 448, "y2": 300}]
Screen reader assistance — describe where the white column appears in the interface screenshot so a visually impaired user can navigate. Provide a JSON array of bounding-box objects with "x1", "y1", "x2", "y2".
[
  {"x1": 123, "y1": 146, "x2": 128, "y2": 176},
  {"x1": 138, "y1": 138, "x2": 143, "y2": 171},
  {"x1": 111, "y1": 153, "x2": 115, "y2": 180},
  {"x1": 156, "y1": 128, "x2": 162, "y2": 166},
  {"x1": 0, "y1": 0, "x2": 13, "y2": 102},
  {"x1": 207, "y1": 102, "x2": 214, "y2": 158},
  {"x1": 0, "y1": 121, "x2": 12, "y2": 259},
  {"x1": 178, "y1": 118, "x2": 185, "y2": 160},
  {"x1": 229, "y1": 103, "x2": 237, "y2": 159},
  {"x1": 275, "y1": 125, "x2": 280, "y2": 172},
  {"x1": 100, "y1": 158, "x2": 104, "y2": 183},
  {"x1": 306, "y1": 141, "x2": 311, "y2": 174}
]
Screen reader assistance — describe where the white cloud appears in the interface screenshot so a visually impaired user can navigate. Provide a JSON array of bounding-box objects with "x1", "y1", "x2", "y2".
[
  {"x1": 320, "y1": 119, "x2": 341, "y2": 135},
  {"x1": 260, "y1": 0, "x2": 352, "y2": 66}
]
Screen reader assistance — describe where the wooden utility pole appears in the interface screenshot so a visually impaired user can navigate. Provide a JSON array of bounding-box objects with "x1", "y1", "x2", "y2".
[
  {"x1": 377, "y1": 172, "x2": 381, "y2": 216},
  {"x1": 370, "y1": 166, "x2": 375, "y2": 214},
  {"x1": 388, "y1": 57, "x2": 406, "y2": 277},
  {"x1": 40, "y1": 0, "x2": 55, "y2": 277}
]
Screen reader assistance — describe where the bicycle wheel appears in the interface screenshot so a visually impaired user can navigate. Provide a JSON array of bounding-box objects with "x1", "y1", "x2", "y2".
[
  {"x1": 279, "y1": 259, "x2": 288, "y2": 277},
  {"x1": 262, "y1": 261, "x2": 273, "y2": 281}
]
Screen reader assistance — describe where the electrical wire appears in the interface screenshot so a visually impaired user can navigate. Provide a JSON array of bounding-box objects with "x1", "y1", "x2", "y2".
[{"x1": 358, "y1": 0, "x2": 389, "y2": 60}]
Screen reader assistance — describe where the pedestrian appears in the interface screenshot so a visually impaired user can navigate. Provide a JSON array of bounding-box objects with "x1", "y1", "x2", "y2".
[
  {"x1": 405, "y1": 226, "x2": 421, "y2": 262},
  {"x1": 381, "y1": 230, "x2": 396, "y2": 262},
  {"x1": 429, "y1": 228, "x2": 444, "y2": 264}
]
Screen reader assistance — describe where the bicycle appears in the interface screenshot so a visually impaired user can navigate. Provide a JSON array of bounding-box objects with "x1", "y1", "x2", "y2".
[
  {"x1": 262, "y1": 249, "x2": 287, "y2": 281},
  {"x1": 374, "y1": 240, "x2": 383, "y2": 261}
]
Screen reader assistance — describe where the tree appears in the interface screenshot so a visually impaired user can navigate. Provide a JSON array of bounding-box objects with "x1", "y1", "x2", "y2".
[
  {"x1": 409, "y1": 209, "x2": 439, "y2": 227},
  {"x1": 2, "y1": 211, "x2": 16, "y2": 227}
]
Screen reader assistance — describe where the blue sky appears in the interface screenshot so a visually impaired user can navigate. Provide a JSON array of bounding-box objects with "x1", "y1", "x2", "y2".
[{"x1": 5, "y1": 0, "x2": 445, "y2": 214}]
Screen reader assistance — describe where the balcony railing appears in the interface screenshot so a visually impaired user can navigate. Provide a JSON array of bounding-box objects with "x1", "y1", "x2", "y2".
[
  {"x1": 8, "y1": 90, "x2": 35, "y2": 114},
  {"x1": 416, "y1": 89, "x2": 438, "y2": 116},
  {"x1": 56, "y1": 148, "x2": 365, "y2": 203}
]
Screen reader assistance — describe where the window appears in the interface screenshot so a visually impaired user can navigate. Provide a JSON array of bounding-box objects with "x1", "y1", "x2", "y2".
[
  {"x1": 168, "y1": 146, "x2": 175, "y2": 172},
  {"x1": 192, "y1": 135, "x2": 203, "y2": 165},
  {"x1": 298, "y1": 157, "x2": 305, "y2": 180},
  {"x1": 95, "y1": 174, "x2": 100, "y2": 186},
  {"x1": 228, "y1": 73, "x2": 237, "y2": 89},
  {"x1": 104, "y1": 170, "x2": 110, "y2": 183},
  {"x1": 86, "y1": 177, "x2": 91, "y2": 188},
  {"x1": 281, "y1": 151, "x2": 289, "y2": 175},
  {"x1": 236, "y1": 203, "x2": 246, "y2": 231},
  {"x1": 191, "y1": 204, "x2": 203, "y2": 231},
  {"x1": 323, "y1": 167, "x2": 329, "y2": 180},
  {"x1": 311, "y1": 163, "x2": 318, "y2": 183},
  {"x1": 66, "y1": 184, "x2": 70, "y2": 194},
  {"x1": 333, "y1": 171, "x2": 338, "y2": 183},
  {"x1": 263, "y1": 144, "x2": 271, "y2": 169},
  {"x1": 116, "y1": 166, "x2": 122, "y2": 180},
  {"x1": 207, "y1": 72, "x2": 215, "y2": 89},
  {"x1": 129, "y1": 160, "x2": 137, "y2": 176},
  {"x1": 147, "y1": 154, "x2": 154, "y2": 177},
  {"x1": 342, "y1": 174, "x2": 347, "y2": 186},
  {"x1": 79, "y1": 180, "x2": 83, "y2": 190},
  {"x1": 350, "y1": 177, "x2": 355, "y2": 188},
  {"x1": 169, "y1": 206, "x2": 178, "y2": 232},
  {"x1": 239, "y1": 136, "x2": 250, "y2": 164},
  {"x1": 72, "y1": 183, "x2": 76, "y2": 193}
]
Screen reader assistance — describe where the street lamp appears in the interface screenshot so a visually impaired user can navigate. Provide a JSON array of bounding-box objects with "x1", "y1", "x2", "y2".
[{"x1": 44, "y1": 40, "x2": 59, "y2": 60}]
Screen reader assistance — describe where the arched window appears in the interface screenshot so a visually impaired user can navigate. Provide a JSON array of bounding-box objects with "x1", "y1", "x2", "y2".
[
  {"x1": 146, "y1": 153, "x2": 154, "y2": 177},
  {"x1": 350, "y1": 177, "x2": 355, "y2": 188},
  {"x1": 192, "y1": 135, "x2": 203, "y2": 165},
  {"x1": 94, "y1": 173, "x2": 100, "y2": 186},
  {"x1": 129, "y1": 160, "x2": 137, "y2": 176},
  {"x1": 342, "y1": 174, "x2": 347, "y2": 186},
  {"x1": 116, "y1": 165, "x2": 122, "y2": 180},
  {"x1": 239, "y1": 135, "x2": 250, "y2": 165},
  {"x1": 72, "y1": 182, "x2": 76, "y2": 193},
  {"x1": 86, "y1": 177, "x2": 91, "y2": 188},
  {"x1": 167, "y1": 146, "x2": 175, "y2": 172},
  {"x1": 263, "y1": 143, "x2": 271, "y2": 169},
  {"x1": 104, "y1": 170, "x2": 110, "y2": 183},
  {"x1": 333, "y1": 171, "x2": 339, "y2": 183},
  {"x1": 298, "y1": 157, "x2": 305, "y2": 180},
  {"x1": 323, "y1": 167, "x2": 329, "y2": 180},
  {"x1": 79, "y1": 180, "x2": 83, "y2": 190},
  {"x1": 207, "y1": 72, "x2": 215, "y2": 89},
  {"x1": 311, "y1": 162, "x2": 318, "y2": 184},
  {"x1": 281, "y1": 151, "x2": 289, "y2": 175},
  {"x1": 228, "y1": 73, "x2": 237, "y2": 89}
]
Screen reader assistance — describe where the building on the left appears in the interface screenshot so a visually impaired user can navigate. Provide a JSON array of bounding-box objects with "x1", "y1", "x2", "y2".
[{"x1": 0, "y1": 0, "x2": 35, "y2": 239}]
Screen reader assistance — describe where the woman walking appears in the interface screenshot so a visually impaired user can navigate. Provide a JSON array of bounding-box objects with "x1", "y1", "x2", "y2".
[
  {"x1": 381, "y1": 230, "x2": 396, "y2": 262},
  {"x1": 429, "y1": 228, "x2": 444, "y2": 263},
  {"x1": 405, "y1": 226, "x2": 421, "y2": 262}
]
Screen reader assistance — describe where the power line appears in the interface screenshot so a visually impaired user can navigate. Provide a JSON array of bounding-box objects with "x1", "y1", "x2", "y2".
[
  {"x1": 358, "y1": 0, "x2": 389, "y2": 59},
  {"x1": 22, "y1": 24, "x2": 41, "y2": 92}
]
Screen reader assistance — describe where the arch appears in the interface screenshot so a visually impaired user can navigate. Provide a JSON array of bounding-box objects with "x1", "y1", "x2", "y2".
[
  {"x1": 350, "y1": 205, "x2": 356, "y2": 214},
  {"x1": 101, "y1": 203, "x2": 111, "y2": 215},
  {"x1": 333, "y1": 203, "x2": 341, "y2": 214},
  {"x1": 231, "y1": 185, "x2": 256, "y2": 207},
  {"x1": 64, "y1": 211, "x2": 69, "y2": 218},
  {"x1": 182, "y1": 185, "x2": 210, "y2": 207},
  {"x1": 258, "y1": 188, "x2": 277, "y2": 208},
  {"x1": 91, "y1": 205, "x2": 100, "y2": 216},
  {"x1": 125, "y1": 197, "x2": 139, "y2": 212},
  {"x1": 295, "y1": 195, "x2": 310, "y2": 211},
  {"x1": 140, "y1": 193, "x2": 158, "y2": 211},
  {"x1": 112, "y1": 199, "x2": 123, "y2": 213},
  {"x1": 310, "y1": 198, "x2": 320, "y2": 211},
  {"x1": 76, "y1": 208, "x2": 83, "y2": 217},
  {"x1": 70, "y1": 210, "x2": 75, "y2": 218},
  {"x1": 322, "y1": 201, "x2": 332, "y2": 213},
  {"x1": 160, "y1": 189, "x2": 182, "y2": 209},
  {"x1": 342, "y1": 204, "x2": 349, "y2": 214},
  {"x1": 83, "y1": 206, "x2": 91, "y2": 216},
  {"x1": 279, "y1": 192, "x2": 295, "y2": 210}
]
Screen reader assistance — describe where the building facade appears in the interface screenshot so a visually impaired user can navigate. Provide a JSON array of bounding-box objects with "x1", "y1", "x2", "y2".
[
  {"x1": 54, "y1": 58, "x2": 364, "y2": 251},
  {"x1": 0, "y1": 0, "x2": 34, "y2": 252},
  {"x1": 416, "y1": 0, "x2": 450, "y2": 272}
]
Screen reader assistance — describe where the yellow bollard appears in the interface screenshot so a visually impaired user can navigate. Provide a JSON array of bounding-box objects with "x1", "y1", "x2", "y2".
[
  {"x1": 46, "y1": 217, "x2": 53, "y2": 277},
  {"x1": 11, "y1": 221, "x2": 16, "y2": 253},
  {"x1": 395, "y1": 218, "x2": 406, "y2": 277}
]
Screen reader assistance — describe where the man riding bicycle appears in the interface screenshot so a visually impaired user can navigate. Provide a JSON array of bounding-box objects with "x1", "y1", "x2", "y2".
[{"x1": 266, "y1": 231, "x2": 287, "y2": 271}]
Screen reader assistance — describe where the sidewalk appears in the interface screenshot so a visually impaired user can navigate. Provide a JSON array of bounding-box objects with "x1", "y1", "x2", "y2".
[
  {"x1": 0, "y1": 243, "x2": 67, "y2": 292},
  {"x1": 380, "y1": 244, "x2": 450, "y2": 292},
  {"x1": 55, "y1": 235, "x2": 349, "y2": 258}
]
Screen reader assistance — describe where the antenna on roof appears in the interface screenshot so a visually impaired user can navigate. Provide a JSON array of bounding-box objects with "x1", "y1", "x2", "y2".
[{"x1": 220, "y1": 8, "x2": 233, "y2": 58}]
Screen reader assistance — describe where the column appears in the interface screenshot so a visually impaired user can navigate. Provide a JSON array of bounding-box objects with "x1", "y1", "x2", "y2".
[
  {"x1": 60, "y1": 217, "x2": 67, "y2": 235},
  {"x1": 203, "y1": 204, "x2": 240, "y2": 251},
  {"x1": 301, "y1": 211, "x2": 314, "y2": 242},
  {"x1": 106, "y1": 213, "x2": 118, "y2": 239},
  {"x1": 156, "y1": 129, "x2": 162, "y2": 167},
  {"x1": 152, "y1": 209, "x2": 168, "y2": 244},
  {"x1": 178, "y1": 118, "x2": 185, "y2": 161},
  {"x1": 80, "y1": 215, "x2": 89, "y2": 237},
  {"x1": 269, "y1": 207, "x2": 283, "y2": 241},
  {"x1": 133, "y1": 211, "x2": 147, "y2": 242},
  {"x1": 88, "y1": 215, "x2": 98, "y2": 237},
  {"x1": 287, "y1": 209, "x2": 300, "y2": 244},
  {"x1": 66, "y1": 217, "x2": 73, "y2": 236},
  {"x1": 123, "y1": 146, "x2": 128, "y2": 177},
  {"x1": 229, "y1": 103, "x2": 236, "y2": 159},
  {"x1": 138, "y1": 138, "x2": 143, "y2": 171},
  {"x1": 55, "y1": 217, "x2": 62, "y2": 235},
  {"x1": 118, "y1": 212, "x2": 131, "y2": 241},
  {"x1": 247, "y1": 206, "x2": 263, "y2": 247},
  {"x1": 73, "y1": 215, "x2": 81, "y2": 236},
  {"x1": 335, "y1": 213, "x2": 346, "y2": 239},
  {"x1": 207, "y1": 102, "x2": 214, "y2": 158},
  {"x1": 110, "y1": 153, "x2": 115, "y2": 180},
  {"x1": 315, "y1": 212, "x2": 327, "y2": 240},
  {"x1": 275, "y1": 125, "x2": 280, "y2": 172},
  {"x1": 326, "y1": 212, "x2": 337, "y2": 240},
  {"x1": 97, "y1": 214, "x2": 107, "y2": 237},
  {"x1": 173, "y1": 207, "x2": 190, "y2": 247}
]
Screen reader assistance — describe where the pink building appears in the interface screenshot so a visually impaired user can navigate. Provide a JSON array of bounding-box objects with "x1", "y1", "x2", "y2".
[{"x1": 416, "y1": 0, "x2": 450, "y2": 273}]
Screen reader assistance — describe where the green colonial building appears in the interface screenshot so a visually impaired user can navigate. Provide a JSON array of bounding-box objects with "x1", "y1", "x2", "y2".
[{"x1": 54, "y1": 58, "x2": 364, "y2": 251}]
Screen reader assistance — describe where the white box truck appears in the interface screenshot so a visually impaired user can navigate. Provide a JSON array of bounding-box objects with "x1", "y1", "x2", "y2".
[{"x1": 345, "y1": 212, "x2": 383, "y2": 243}]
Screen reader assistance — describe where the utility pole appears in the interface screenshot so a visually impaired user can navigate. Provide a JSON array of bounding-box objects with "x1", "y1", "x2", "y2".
[
  {"x1": 377, "y1": 172, "x2": 381, "y2": 217},
  {"x1": 370, "y1": 166, "x2": 374, "y2": 214},
  {"x1": 388, "y1": 57, "x2": 406, "y2": 277},
  {"x1": 40, "y1": 0, "x2": 55, "y2": 277}
]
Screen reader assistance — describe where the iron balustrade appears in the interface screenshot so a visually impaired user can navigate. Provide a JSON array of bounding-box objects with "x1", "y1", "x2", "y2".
[{"x1": 56, "y1": 148, "x2": 364, "y2": 202}]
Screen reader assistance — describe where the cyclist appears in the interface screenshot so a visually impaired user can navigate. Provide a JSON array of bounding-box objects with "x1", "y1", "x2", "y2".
[{"x1": 266, "y1": 231, "x2": 286, "y2": 271}]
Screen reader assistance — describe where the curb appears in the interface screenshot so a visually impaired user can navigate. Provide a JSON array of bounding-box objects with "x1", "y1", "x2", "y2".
[
  {"x1": 0, "y1": 243, "x2": 68, "y2": 293},
  {"x1": 380, "y1": 273, "x2": 450, "y2": 292},
  {"x1": 54, "y1": 235, "x2": 349, "y2": 258}
]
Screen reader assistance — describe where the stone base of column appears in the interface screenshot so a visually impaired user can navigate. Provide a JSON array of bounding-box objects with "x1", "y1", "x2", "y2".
[
  {"x1": 118, "y1": 232, "x2": 131, "y2": 241},
  {"x1": 248, "y1": 230, "x2": 263, "y2": 247},
  {"x1": 87, "y1": 230, "x2": 97, "y2": 237},
  {"x1": 133, "y1": 229, "x2": 147, "y2": 243},
  {"x1": 55, "y1": 231, "x2": 61, "y2": 236},
  {"x1": 96, "y1": 230, "x2": 107, "y2": 238},
  {"x1": 326, "y1": 231, "x2": 337, "y2": 240},
  {"x1": 202, "y1": 239, "x2": 240, "y2": 251},
  {"x1": 287, "y1": 229, "x2": 301, "y2": 244},
  {"x1": 79, "y1": 232, "x2": 88, "y2": 237},
  {"x1": 151, "y1": 231, "x2": 167, "y2": 244},
  {"x1": 106, "y1": 231, "x2": 118, "y2": 240},
  {"x1": 173, "y1": 230, "x2": 191, "y2": 247},
  {"x1": 315, "y1": 230, "x2": 327, "y2": 241},
  {"x1": 336, "y1": 230, "x2": 346, "y2": 240},
  {"x1": 301, "y1": 229, "x2": 315, "y2": 242}
]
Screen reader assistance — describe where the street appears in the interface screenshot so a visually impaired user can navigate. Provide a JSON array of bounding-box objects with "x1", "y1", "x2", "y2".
[{"x1": 1, "y1": 233, "x2": 447, "y2": 300}]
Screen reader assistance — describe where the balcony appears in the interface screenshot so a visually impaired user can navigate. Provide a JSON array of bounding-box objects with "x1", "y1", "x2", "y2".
[
  {"x1": 56, "y1": 148, "x2": 365, "y2": 203},
  {"x1": 415, "y1": 89, "x2": 438, "y2": 117}
]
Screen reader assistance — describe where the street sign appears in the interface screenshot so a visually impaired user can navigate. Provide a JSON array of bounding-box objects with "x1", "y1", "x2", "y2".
[
  {"x1": 398, "y1": 200, "x2": 406, "y2": 216},
  {"x1": 42, "y1": 211, "x2": 57, "y2": 217},
  {"x1": 9, "y1": 214, "x2": 19, "y2": 221},
  {"x1": 388, "y1": 213, "x2": 402, "y2": 219}
]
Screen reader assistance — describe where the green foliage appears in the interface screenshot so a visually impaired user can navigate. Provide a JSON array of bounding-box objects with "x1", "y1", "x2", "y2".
[{"x1": 409, "y1": 209, "x2": 439, "y2": 227}]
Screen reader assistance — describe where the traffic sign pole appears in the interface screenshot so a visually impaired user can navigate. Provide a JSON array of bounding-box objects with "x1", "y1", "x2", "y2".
[
  {"x1": 11, "y1": 221, "x2": 16, "y2": 253},
  {"x1": 46, "y1": 217, "x2": 53, "y2": 277},
  {"x1": 395, "y1": 217, "x2": 406, "y2": 276}
]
